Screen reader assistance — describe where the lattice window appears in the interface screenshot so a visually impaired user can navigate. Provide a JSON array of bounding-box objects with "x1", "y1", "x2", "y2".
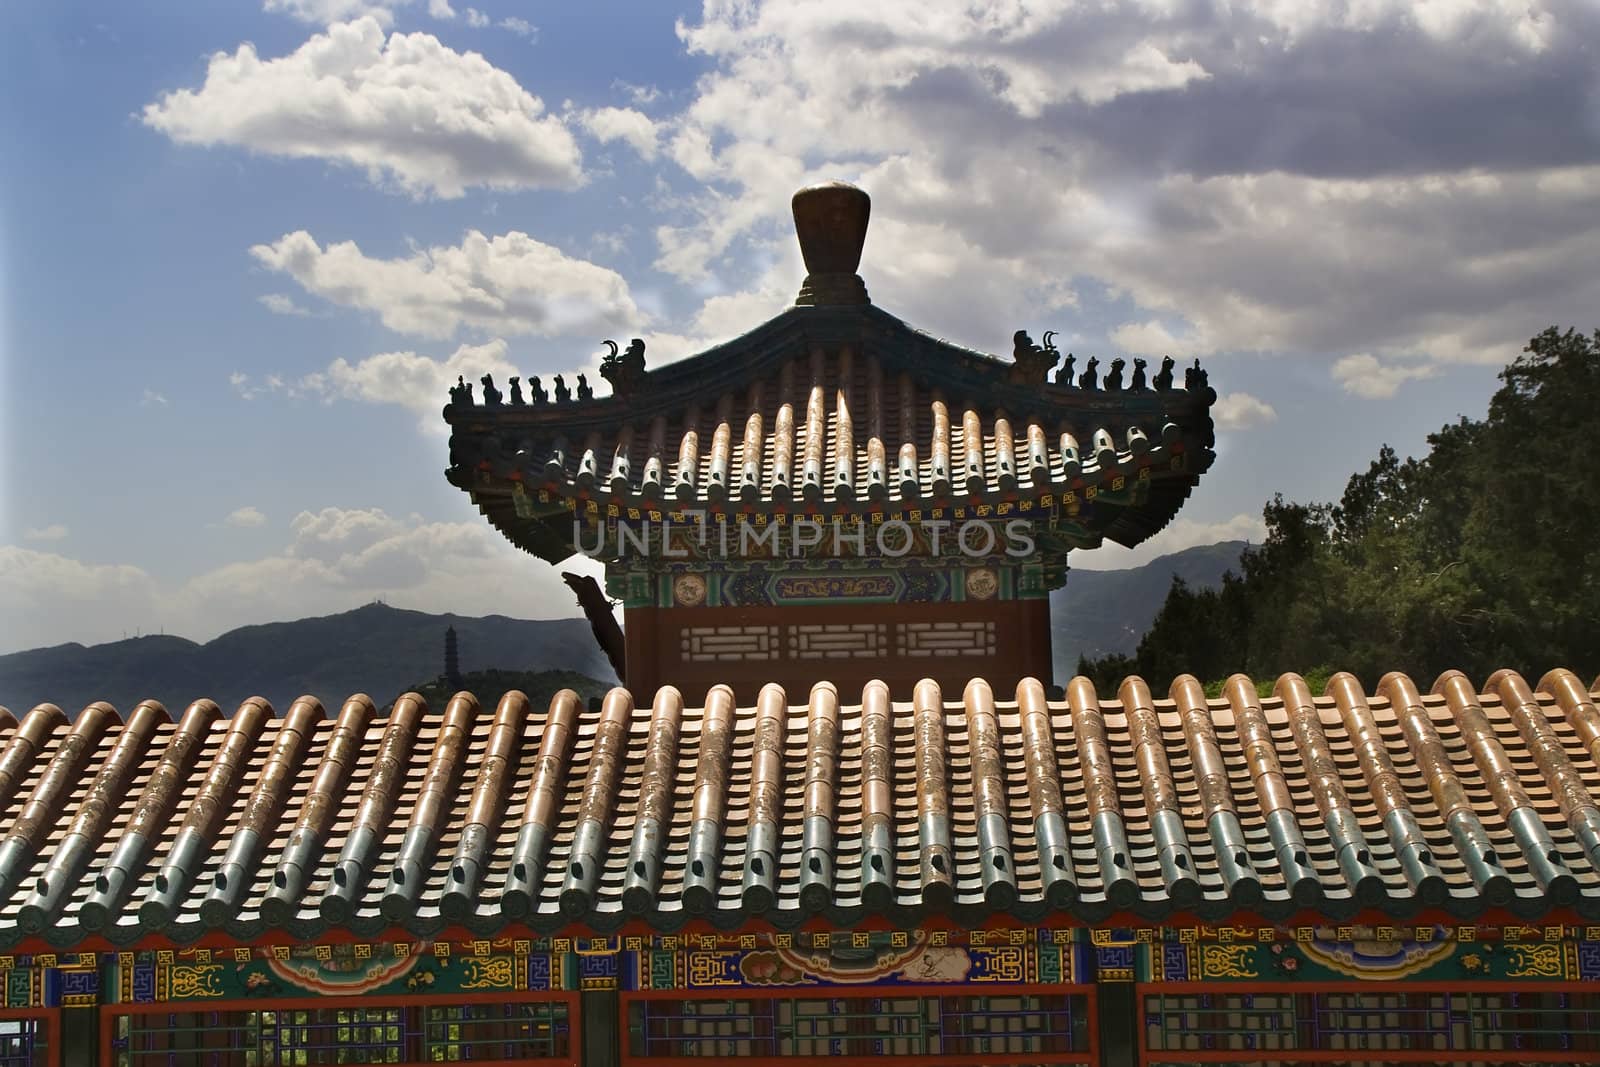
[
  {"x1": 424, "y1": 1002, "x2": 571, "y2": 1060},
  {"x1": 1144, "y1": 988, "x2": 1600, "y2": 1060},
  {"x1": 680, "y1": 626, "x2": 780, "y2": 662},
  {"x1": 626, "y1": 993, "x2": 1091, "y2": 1061},
  {"x1": 111, "y1": 1001, "x2": 571, "y2": 1065},
  {"x1": 786, "y1": 623, "x2": 888, "y2": 660},
  {"x1": 0, "y1": 1018, "x2": 46, "y2": 1067},
  {"x1": 894, "y1": 621, "x2": 997, "y2": 658}
]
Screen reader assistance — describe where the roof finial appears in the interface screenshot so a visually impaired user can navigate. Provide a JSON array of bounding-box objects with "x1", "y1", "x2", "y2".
[{"x1": 792, "y1": 181, "x2": 871, "y2": 306}]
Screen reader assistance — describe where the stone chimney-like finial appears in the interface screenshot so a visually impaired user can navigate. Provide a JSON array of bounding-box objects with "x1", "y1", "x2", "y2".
[{"x1": 792, "y1": 180, "x2": 871, "y2": 307}]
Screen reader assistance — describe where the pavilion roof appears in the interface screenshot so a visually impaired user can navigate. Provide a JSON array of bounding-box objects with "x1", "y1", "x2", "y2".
[
  {"x1": 444, "y1": 182, "x2": 1216, "y2": 565},
  {"x1": 0, "y1": 669, "x2": 1597, "y2": 949}
]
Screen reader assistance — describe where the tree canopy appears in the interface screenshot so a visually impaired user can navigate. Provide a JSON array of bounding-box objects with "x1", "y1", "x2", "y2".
[{"x1": 1078, "y1": 327, "x2": 1600, "y2": 695}]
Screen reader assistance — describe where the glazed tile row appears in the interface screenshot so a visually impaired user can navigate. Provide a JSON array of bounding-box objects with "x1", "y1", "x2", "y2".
[{"x1": 1, "y1": 668, "x2": 1598, "y2": 948}]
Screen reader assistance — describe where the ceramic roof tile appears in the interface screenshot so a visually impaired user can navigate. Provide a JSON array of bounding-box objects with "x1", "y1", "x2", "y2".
[
  {"x1": 3, "y1": 669, "x2": 1600, "y2": 947},
  {"x1": 445, "y1": 306, "x2": 1218, "y2": 566}
]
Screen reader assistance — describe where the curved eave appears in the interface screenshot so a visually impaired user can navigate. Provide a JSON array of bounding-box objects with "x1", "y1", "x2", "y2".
[{"x1": 449, "y1": 436, "x2": 1216, "y2": 566}]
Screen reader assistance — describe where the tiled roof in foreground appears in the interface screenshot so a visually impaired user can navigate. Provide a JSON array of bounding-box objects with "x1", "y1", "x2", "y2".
[{"x1": 1, "y1": 669, "x2": 1599, "y2": 948}]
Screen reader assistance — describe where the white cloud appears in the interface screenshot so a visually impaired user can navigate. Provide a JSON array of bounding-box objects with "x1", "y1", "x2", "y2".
[
  {"x1": 231, "y1": 371, "x2": 292, "y2": 401},
  {"x1": 1109, "y1": 320, "x2": 1210, "y2": 360},
  {"x1": 580, "y1": 107, "x2": 658, "y2": 160},
  {"x1": 0, "y1": 512, "x2": 599, "y2": 652},
  {"x1": 22, "y1": 525, "x2": 68, "y2": 542},
  {"x1": 263, "y1": 0, "x2": 402, "y2": 26},
  {"x1": 258, "y1": 292, "x2": 312, "y2": 317},
  {"x1": 1081, "y1": 512, "x2": 1268, "y2": 570},
  {"x1": 143, "y1": 18, "x2": 583, "y2": 199},
  {"x1": 288, "y1": 506, "x2": 406, "y2": 560},
  {"x1": 613, "y1": 80, "x2": 660, "y2": 106},
  {"x1": 426, "y1": 0, "x2": 454, "y2": 17},
  {"x1": 0, "y1": 547, "x2": 159, "y2": 650},
  {"x1": 1331, "y1": 353, "x2": 1440, "y2": 399},
  {"x1": 224, "y1": 506, "x2": 267, "y2": 528},
  {"x1": 229, "y1": 339, "x2": 533, "y2": 426},
  {"x1": 251, "y1": 228, "x2": 640, "y2": 340},
  {"x1": 1212, "y1": 392, "x2": 1278, "y2": 431},
  {"x1": 499, "y1": 16, "x2": 536, "y2": 39},
  {"x1": 296, "y1": 339, "x2": 520, "y2": 421},
  {"x1": 649, "y1": 0, "x2": 1600, "y2": 369},
  {"x1": 140, "y1": 389, "x2": 168, "y2": 407},
  {"x1": 464, "y1": 7, "x2": 488, "y2": 27}
]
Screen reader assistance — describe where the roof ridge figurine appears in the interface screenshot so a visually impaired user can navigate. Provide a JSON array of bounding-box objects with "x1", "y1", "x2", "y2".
[
  {"x1": 1079, "y1": 355, "x2": 1099, "y2": 390},
  {"x1": 599, "y1": 338, "x2": 647, "y2": 397},
  {"x1": 1154, "y1": 355, "x2": 1176, "y2": 391},
  {"x1": 1105, "y1": 357, "x2": 1125, "y2": 391},
  {"x1": 1053, "y1": 351, "x2": 1076, "y2": 386},
  {"x1": 1009, "y1": 330, "x2": 1059, "y2": 384},
  {"x1": 480, "y1": 373, "x2": 503, "y2": 407}
]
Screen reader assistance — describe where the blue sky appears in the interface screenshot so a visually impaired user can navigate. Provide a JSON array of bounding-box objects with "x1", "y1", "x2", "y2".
[{"x1": 1, "y1": 0, "x2": 1595, "y2": 653}]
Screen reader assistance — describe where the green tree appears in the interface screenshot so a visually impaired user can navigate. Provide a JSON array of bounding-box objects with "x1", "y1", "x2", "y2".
[{"x1": 1080, "y1": 326, "x2": 1600, "y2": 694}]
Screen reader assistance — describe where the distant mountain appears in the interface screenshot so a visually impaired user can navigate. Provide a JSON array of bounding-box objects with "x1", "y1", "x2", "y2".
[
  {"x1": 0, "y1": 603, "x2": 618, "y2": 714},
  {"x1": 1050, "y1": 541, "x2": 1248, "y2": 682},
  {"x1": 4, "y1": 548, "x2": 1246, "y2": 712},
  {"x1": 406, "y1": 668, "x2": 615, "y2": 712}
]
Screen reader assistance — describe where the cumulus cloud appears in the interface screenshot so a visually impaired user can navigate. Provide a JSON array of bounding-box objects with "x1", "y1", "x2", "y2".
[
  {"x1": 251, "y1": 228, "x2": 640, "y2": 340},
  {"x1": 0, "y1": 546, "x2": 159, "y2": 651},
  {"x1": 1082, "y1": 512, "x2": 1268, "y2": 570},
  {"x1": 1212, "y1": 392, "x2": 1278, "y2": 431},
  {"x1": 613, "y1": 81, "x2": 660, "y2": 106},
  {"x1": 295, "y1": 340, "x2": 519, "y2": 418},
  {"x1": 499, "y1": 16, "x2": 536, "y2": 39},
  {"x1": 143, "y1": 18, "x2": 583, "y2": 198},
  {"x1": 259, "y1": 293, "x2": 312, "y2": 317},
  {"x1": 651, "y1": 0, "x2": 1600, "y2": 368},
  {"x1": 580, "y1": 107, "x2": 658, "y2": 159},
  {"x1": 287, "y1": 506, "x2": 406, "y2": 559},
  {"x1": 464, "y1": 7, "x2": 488, "y2": 27},
  {"x1": 264, "y1": 0, "x2": 402, "y2": 25},
  {"x1": 0, "y1": 511, "x2": 596, "y2": 652},
  {"x1": 224, "y1": 506, "x2": 267, "y2": 528},
  {"x1": 22, "y1": 525, "x2": 68, "y2": 542},
  {"x1": 1109, "y1": 320, "x2": 1210, "y2": 360},
  {"x1": 229, "y1": 340, "x2": 529, "y2": 427},
  {"x1": 1331, "y1": 353, "x2": 1440, "y2": 399}
]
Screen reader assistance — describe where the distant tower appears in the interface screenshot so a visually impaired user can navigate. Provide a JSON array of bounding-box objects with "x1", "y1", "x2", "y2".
[{"x1": 444, "y1": 625, "x2": 463, "y2": 691}]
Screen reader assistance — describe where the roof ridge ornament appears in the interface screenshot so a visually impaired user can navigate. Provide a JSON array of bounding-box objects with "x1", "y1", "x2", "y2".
[{"x1": 792, "y1": 180, "x2": 871, "y2": 307}]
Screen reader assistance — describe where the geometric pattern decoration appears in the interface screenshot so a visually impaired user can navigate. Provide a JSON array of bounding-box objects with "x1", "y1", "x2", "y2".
[
  {"x1": 623, "y1": 929, "x2": 1086, "y2": 991},
  {"x1": 109, "y1": 941, "x2": 576, "y2": 1004}
]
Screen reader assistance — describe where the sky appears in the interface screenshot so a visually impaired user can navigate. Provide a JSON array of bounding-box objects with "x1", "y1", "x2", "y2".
[{"x1": 1, "y1": 0, "x2": 1596, "y2": 655}]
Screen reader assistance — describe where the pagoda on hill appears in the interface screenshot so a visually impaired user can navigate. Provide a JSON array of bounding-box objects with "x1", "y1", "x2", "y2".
[{"x1": 445, "y1": 182, "x2": 1217, "y2": 697}]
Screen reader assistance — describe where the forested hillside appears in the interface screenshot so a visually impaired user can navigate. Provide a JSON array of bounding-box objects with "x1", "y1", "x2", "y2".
[{"x1": 1080, "y1": 327, "x2": 1600, "y2": 694}]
